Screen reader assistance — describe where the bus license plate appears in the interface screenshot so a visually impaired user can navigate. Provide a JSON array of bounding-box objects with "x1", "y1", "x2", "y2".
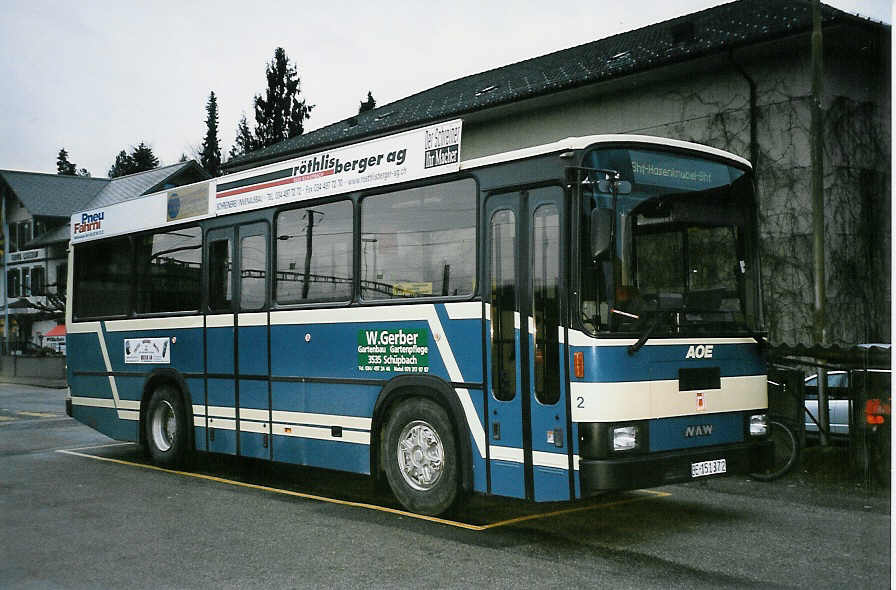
[{"x1": 691, "y1": 459, "x2": 727, "y2": 478}]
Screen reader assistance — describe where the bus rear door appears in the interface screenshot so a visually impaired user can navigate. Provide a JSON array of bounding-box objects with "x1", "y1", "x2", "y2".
[{"x1": 205, "y1": 222, "x2": 271, "y2": 458}]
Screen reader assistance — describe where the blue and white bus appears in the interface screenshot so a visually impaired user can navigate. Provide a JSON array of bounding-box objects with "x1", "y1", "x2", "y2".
[{"x1": 66, "y1": 122, "x2": 771, "y2": 515}]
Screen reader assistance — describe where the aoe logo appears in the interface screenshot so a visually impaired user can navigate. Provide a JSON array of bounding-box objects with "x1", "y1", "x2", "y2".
[{"x1": 685, "y1": 344, "x2": 713, "y2": 359}]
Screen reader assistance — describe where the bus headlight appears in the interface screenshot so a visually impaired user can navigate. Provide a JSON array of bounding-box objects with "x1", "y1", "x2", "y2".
[
  {"x1": 749, "y1": 414, "x2": 768, "y2": 436},
  {"x1": 612, "y1": 425, "x2": 640, "y2": 451}
]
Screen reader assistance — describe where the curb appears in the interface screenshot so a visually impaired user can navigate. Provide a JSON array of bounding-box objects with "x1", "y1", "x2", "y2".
[{"x1": 0, "y1": 377, "x2": 68, "y2": 389}]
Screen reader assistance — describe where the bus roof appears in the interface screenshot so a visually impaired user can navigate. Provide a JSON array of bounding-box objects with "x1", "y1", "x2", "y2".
[
  {"x1": 69, "y1": 126, "x2": 750, "y2": 245},
  {"x1": 461, "y1": 134, "x2": 752, "y2": 171}
]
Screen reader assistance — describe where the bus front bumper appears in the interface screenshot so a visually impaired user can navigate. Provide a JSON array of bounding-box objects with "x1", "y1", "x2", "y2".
[{"x1": 579, "y1": 440, "x2": 773, "y2": 494}]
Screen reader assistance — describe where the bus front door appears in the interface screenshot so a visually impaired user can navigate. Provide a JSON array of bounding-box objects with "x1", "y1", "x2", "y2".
[{"x1": 485, "y1": 187, "x2": 571, "y2": 502}]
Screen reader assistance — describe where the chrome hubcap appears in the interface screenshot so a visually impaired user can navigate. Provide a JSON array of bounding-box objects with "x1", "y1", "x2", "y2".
[
  {"x1": 151, "y1": 400, "x2": 176, "y2": 452},
  {"x1": 397, "y1": 420, "x2": 444, "y2": 490}
]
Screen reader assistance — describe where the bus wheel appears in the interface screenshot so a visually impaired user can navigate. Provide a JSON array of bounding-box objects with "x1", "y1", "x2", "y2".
[
  {"x1": 382, "y1": 398, "x2": 458, "y2": 515},
  {"x1": 145, "y1": 385, "x2": 187, "y2": 467}
]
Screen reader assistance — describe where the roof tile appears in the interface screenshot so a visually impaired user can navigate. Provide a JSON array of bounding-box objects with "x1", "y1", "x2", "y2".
[{"x1": 0, "y1": 171, "x2": 106, "y2": 218}]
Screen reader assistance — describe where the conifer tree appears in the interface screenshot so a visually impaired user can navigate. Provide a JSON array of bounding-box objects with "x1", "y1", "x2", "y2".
[
  {"x1": 200, "y1": 91, "x2": 222, "y2": 176},
  {"x1": 56, "y1": 148, "x2": 77, "y2": 175},
  {"x1": 229, "y1": 113, "x2": 256, "y2": 159},
  {"x1": 108, "y1": 150, "x2": 134, "y2": 178},
  {"x1": 130, "y1": 142, "x2": 159, "y2": 172},
  {"x1": 252, "y1": 47, "x2": 313, "y2": 149},
  {"x1": 107, "y1": 142, "x2": 159, "y2": 178}
]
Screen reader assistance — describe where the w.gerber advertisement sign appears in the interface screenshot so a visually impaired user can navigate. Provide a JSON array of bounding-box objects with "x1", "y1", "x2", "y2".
[
  {"x1": 71, "y1": 120, "x2": 462, "y2": 243},
  {"x1": 214, "y1": 120, "x2": 462, "y2": 215}
]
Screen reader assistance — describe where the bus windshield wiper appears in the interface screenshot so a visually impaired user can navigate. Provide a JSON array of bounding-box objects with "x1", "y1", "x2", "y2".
[
  {"x1": 750, "y1": 330, "x2": 767, "y2": 348},
  {"x1": 627, "y1": 312, "x2": 665, "y2": 355}
]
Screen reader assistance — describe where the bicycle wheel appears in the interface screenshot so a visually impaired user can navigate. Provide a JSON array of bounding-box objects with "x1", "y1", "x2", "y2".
[{"x1": 750, "y1": 420, "x2": 799, "y2": 481}]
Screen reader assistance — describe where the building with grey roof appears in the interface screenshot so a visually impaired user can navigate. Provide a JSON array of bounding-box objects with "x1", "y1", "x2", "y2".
[
  {"x1": 224, "y1": 0, "x2": 890, "y2": 346},
  {"x1": 0, "y1": 161, "x2": 208, "y2": 352}
]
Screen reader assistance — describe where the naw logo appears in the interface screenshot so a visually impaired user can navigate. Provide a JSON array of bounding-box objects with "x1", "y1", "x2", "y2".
[
  {"x1": 684, "y1": 424, "x2": 713, "y2": 438},
  {"x1": 73, "y1": 211, "x2": 104, "y2": 234}
]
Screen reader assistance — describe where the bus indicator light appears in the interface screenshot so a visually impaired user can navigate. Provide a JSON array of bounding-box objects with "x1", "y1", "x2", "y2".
[{"x1": 573, "y1": 352, "x2": 584, "y2": 378}]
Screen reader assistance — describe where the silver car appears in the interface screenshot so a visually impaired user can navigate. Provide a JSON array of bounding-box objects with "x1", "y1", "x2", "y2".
[{"x1": 804, "y1": 371, "x2": 850, "y2": 436}]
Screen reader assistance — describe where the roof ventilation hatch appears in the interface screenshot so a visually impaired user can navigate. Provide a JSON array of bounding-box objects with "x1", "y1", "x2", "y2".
[{"x1": 475, "y1": 84, "x2": 499, "y2": 96}]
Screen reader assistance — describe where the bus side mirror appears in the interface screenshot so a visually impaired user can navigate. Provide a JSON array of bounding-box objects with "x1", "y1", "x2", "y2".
[
  {"x1": 590, "y1": 208, "x2": 614, "y2": 258},
  {"x1": 597, "y1": 180, "x2": 632, "y2": 195}
]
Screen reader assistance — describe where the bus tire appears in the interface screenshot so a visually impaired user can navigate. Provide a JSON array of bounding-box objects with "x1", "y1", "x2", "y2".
[
  {"x1": 382, "y1": 398, "x2": 458, "y2": 515},
  {"x1": 145, "y1": 384, "x2": 188, "y2": 468}
]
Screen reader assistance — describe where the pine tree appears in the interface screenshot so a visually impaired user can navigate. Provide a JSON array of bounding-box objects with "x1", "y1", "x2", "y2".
[
  {"x1": 107, "y1": 142, "x2": 159, "y2": 178},
  {"x1": 56, "y1": 148, "x2": 77, "y2": 175},
  {"x1": 229, "y1": 113, "x2": 256, "y2": 159},
  {"x1": 253, "y1": 47, "x2": 313, "y2": 149},
  {"x1": 108, "y1": 150, "x2": 135, "y2": 178},
  {"x1": 130, "y1": 142, "x2": 159, "y2": 172},
  {"x1": 200, "y1": 91, "x2": 222, "y2": 176},
  {"x1": 358, "y1": 91, "x2": 376, "y2": 114}
]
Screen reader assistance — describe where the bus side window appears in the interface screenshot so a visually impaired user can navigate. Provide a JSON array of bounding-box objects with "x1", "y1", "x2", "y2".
[
  {"x1": 532, "y1": 203, "x2": 560, "y2": 405},
  {"x1": 240, "y1": 234, "x2": 267, "y2": 311},
  {"x1": 489, "y1": 209, "x2": 517, "y2": 401},
  {"x1": 73, "y1": 237, "x2": 132, "y2": 318},
  {"x1": 209, "y1": 239, "x2": 232, "y2": 311}
]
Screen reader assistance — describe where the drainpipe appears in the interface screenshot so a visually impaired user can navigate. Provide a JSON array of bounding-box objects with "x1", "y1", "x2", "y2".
[
  {"x1": 810, "y1": 0, "x2": 830, "y2": 446},
  {"x1": 729, "y1": 50, "x2": 765, "y2": 334},
  {"x1": 729, "y1": 50, "x2": 759, "y2": 174}
]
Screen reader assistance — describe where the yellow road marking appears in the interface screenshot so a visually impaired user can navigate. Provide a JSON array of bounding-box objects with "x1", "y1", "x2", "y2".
[
  {"x1": 0, "y1": 415, "x2": 15, "y2": 422},
  {"x1": 57, "y1": 448, "x2": 669, "y2": 531},
  {"x1": 57, "y1": 441, "x2": 136, "y2": 452},
  {"x1": 16, "y1": 411, "x2": 58, "y2": 418},
  {"x1": 477, "y1": 489, "x2": 670, "y2": 530}
]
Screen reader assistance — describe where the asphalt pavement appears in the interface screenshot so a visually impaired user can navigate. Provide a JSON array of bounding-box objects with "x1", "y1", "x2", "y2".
[{"x1": 0, "y1": 383, "x2": 891, "y2": 589}]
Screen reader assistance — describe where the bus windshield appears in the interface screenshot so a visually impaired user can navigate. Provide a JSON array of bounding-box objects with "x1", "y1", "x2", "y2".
[{"x1": 579, "y1": 147, "x2": 760, "y2": 336}]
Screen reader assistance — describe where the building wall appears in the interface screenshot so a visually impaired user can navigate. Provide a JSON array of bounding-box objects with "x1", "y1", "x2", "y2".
[
  {"x1": 6, "y1": 197, "x2": 31, "y2": 224},
  {"x1": 2, "y1": 195, "x2": 68, "y2": 350},
  {"x1": 459, "y1": 26, "x2": 890, "y2": 345}
]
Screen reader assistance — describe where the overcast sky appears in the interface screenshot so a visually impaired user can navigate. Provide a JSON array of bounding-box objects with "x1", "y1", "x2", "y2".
[{"x1": 0, "y1": 0, "x2": 889, "y2": 177}]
